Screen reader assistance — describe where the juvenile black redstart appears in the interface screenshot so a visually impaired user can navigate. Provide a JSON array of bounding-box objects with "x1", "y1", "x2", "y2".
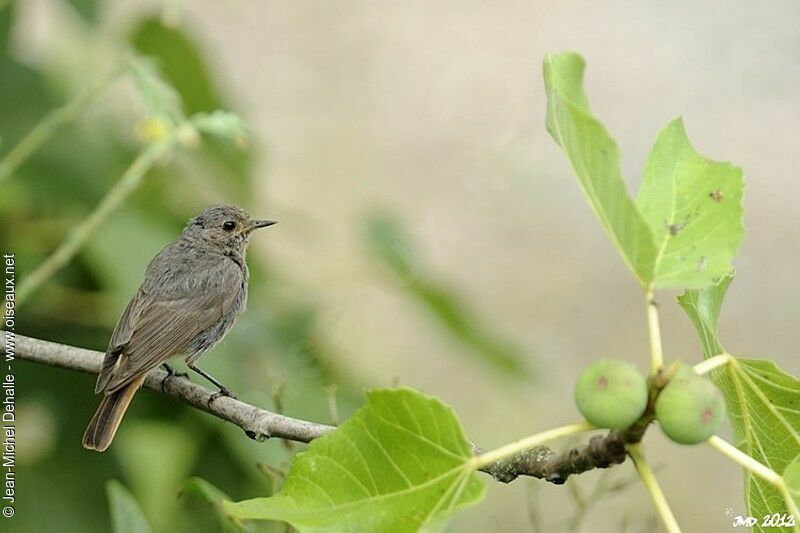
[{"x1": 82, "y1": 204, "x2": 275, "y2": 452}]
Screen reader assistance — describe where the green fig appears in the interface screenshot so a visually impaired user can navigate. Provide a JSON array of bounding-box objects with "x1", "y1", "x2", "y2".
[
  {"x1": 656, "y1": 373, "x2": 726, "y2": 445},
  {"x1": 664, "y1": 361, "x2": 696, "y2": 382},
  {"x1": 574, "y1": 359, "x2": 648, "y2": 429}
]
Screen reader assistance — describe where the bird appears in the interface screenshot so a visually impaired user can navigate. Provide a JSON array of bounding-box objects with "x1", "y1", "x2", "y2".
[{"x1": 82, "y1": 204, "x2": 275, "y2": 452}]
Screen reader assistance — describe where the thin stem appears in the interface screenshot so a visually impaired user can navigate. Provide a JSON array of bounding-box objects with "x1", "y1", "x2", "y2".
[
  {"x1": 627, "y1": 444, "x2": 681, "y2": 533},
  {"x1": 0, "y1": 66, "x2": 122, "y2": 183},
  {"x1": 566, "y1": 469, "x2": 614, "y2": 532},
  {"x1": 17, "y1": 138, "x2": 175, "y2": 305},
  {"x1": 693, "y1": 353, "x2": 733, "y2": 376},
  {"x1": 706, "y1": 436, "x2": 783, "y2": 488},
  {"x1": 706, "y1": 436, "x2": 799, "y2": 519},
  {"x1": 645, "y1": 288, "x2": 663, "y2": 375},
  {"x1": 325, "y1": 384, "x2": 339, "y2": 426},
  {"x1": 471, "y1": 422, "x2": 595, "y2": 470}
]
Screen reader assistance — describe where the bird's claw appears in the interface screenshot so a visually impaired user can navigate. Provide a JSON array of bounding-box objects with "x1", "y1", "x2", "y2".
[
  {"x1": 160, "y1": 364, "x2": 190, "y2": 393},
  {"x1": 208, "y1": 387, "x2": 236, "y2": 405}
]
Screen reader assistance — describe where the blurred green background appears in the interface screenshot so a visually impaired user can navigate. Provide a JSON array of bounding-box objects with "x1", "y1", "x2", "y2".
[{"x1": 1, "y1": 1, "x2": 798, "y2": 532}]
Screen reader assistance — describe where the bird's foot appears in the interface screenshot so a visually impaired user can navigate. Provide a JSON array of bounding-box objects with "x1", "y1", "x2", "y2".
[
  {"x1": 208, "y1": 387, "x2": 236, "y2": 406},
  {"x1": 160, "y1": 363, "x2": 190, "y2": 393}
]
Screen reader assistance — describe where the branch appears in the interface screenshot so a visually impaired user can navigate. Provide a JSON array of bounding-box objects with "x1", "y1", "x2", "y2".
[
  {"x1": 473, "y1": 431, "x2": 626, "y2": 484},
  {"x1": 1, "y1": 332, "x2": 628, "y2": 483},
  {"x1": 1, "y1": 332, "x2": 330, "y2": 443}
]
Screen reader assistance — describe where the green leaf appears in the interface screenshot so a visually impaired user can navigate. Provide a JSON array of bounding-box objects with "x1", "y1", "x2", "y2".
[
  {"x1": 107, "y1": 480, "x2": 153, "y2": 533},
  {"x1": 784, "y1": 454, "x2": 800, "y2": 514},
  {"x1": 115, "y1": 421, "x2": 199, "y2": 532},
  {"x1": 181, "y1": 477, "x2": 233, "y2": 504},
  {"x1": 636, "y1": 118, "x2": 744, "y2": 288},
  {"x1": 544, "y1": 54, "x2": 745, "y2": 291},
  {"x1": 126, "y1": 57, "x2": 184, "y2": 125},
  {"x1": 365, "y1": 214, "x2": 415, "y2": 278},
  {"x1": 675, "y1": 272, "x2": 732, "y2": 355},
  {"x1": 678, "y1": 274, "x2": 800, "y2": 531},
  {"x1": 130, "y1": 18, "x2": 223, "y2": 115},
  {"x1": 224, "y1": 388, "x2": 485, "y2": 532},
  {"x1": 180, "y1": 478, "x2": 245, "y2": 533},
  {"x1": 365, "y1": 214, "x2": 535, "y2": 379},
  {"x1": 66, "y1": 0, "x2": 99, "y2": 23},
  {"x1": 192, "y1": 111, "x2": 249, "y2": 144},
  {"x1": 543, "y1": 52, "x2": 656, "y2": 285}
]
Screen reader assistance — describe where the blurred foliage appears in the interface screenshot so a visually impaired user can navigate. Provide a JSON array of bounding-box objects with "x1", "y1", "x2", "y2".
[
  {"x1": 179, "y1": 478, "x2": 243, "y2": 533},
  {"x1": 0, "y1": 2, "x2": 359, "y2": 531},
  {"x1": 131, "y1": 18, "x2": 220, "y2": 115},
  {"x1": 107, "y1": 480, "x2": 152, "y2": 533},
  {"x1": 131, "y1": 16, "x2": 252, "y2": 202},
  {"x1": 66, "y1": 0, "x2": 100, "y2": 24},
  {"x1": 365, "y1": 214, "x2": 536, "y2": 380}
]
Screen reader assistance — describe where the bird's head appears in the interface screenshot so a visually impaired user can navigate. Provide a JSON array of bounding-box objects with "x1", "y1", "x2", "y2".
[{"x1": 183, "y1": 204, "x2": 275, "y2": 252}]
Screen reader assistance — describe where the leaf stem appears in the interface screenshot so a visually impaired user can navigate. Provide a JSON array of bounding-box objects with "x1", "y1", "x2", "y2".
[
  {"x1": 693, "y1": 353, "x2": 733, "y2": 376},
  {"x1": 627, "y1": 444, "x2": 681, "y2": 533},
  {"x1": 706, "y1": 435, "x2": 800, "y2": 519},
  {"x1": 471, "y1": 422, "x2": 594, "y2": 470},
  {"x1": 0, "y1": 66, "x2": 123, "y2": 183},
  {"x1": 706, "y1": 436, "x2": 782, "y2": 488},
  {"x1": 16, "y1": 137, "x2": 175, "y2": 305},
  {"x1": 645, "y1": 287, "x2": 663, "y2": 375}
]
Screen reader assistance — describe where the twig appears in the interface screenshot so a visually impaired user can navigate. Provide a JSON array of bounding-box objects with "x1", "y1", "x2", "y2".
[
  {"x1": 627, "y1": 444, "x2": 681, "y2": 533},
  {"x1": 324, "y1": 384, "x2": 339, "y2": 425},
  {"x1": 645, "y1": 288, "x2": 663, "y2": 375},
  {"x1": 2, "y1": 332, "x2": 630, "y2": 484},
  {"x1": 525, "y1": 482, "x2": 544, "y2": 533},
  {"x1": 473, "y1": 431, "x2": 627, "y2": 485}
]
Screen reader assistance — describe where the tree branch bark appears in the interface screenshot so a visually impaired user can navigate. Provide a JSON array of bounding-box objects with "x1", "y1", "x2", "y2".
[{"x1": 1, "y1": 332, "x2": 627, "y2": 483}]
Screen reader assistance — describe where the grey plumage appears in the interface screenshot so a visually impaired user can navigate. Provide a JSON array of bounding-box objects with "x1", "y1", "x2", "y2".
[{"x1": 83, "y1": 204, "x2": 275, "y2": 451}]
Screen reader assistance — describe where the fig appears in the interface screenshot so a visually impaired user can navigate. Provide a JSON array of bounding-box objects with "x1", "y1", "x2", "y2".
[
  {"x1": 664, "y1": 361, "x2": 696, "y2": 382},
  {"x1": 574, "y1": 359, "x2": 648, "y2": 429},
  {"x1": 656, "y1": 373, "x2": 726, "y2": 445}
]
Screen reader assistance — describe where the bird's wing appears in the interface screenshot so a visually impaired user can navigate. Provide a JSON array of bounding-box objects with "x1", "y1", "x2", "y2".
[
  {"x1": 95, "y1": 292, "x2": 145, "y2": 392},
  {"x1": 99, "y1": 246, "x2": 244, "y2": 394}
]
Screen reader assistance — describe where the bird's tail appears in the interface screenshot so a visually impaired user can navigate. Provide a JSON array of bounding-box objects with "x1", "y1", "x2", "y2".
[{"x1": 82, "y1": 375, "x2": 145, "y2": 452}]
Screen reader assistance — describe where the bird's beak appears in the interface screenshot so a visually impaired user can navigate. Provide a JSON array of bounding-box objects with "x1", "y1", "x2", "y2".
[{"x1": 246, "y1": 219, "x2": 277, "y2": 232}]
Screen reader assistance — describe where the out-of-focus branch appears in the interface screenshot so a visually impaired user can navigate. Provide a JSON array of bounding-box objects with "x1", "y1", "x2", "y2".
[
  {"x1": 15, "y1": 138, "x2": 174, "y2": 306},
  {"x1": 0, "y1": 66, "x2": 122, "y2": 184},
  {"x1": 1, "y1": 332, "x2": 628, "y2": 483}
]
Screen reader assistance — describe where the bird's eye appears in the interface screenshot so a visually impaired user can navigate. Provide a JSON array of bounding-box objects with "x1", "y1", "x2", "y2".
[{"x1": 222, "y1": 221, "x2": 236, "y2": 231}]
